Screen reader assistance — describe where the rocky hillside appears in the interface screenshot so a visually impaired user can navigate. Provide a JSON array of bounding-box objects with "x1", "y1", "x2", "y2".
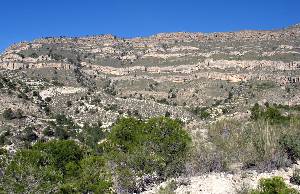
[
  {"x1": 1, "y1": 24, "x2": 300, "y2": 130},
  {"x1": 1, "y1": 24, "x2": 300, "y2": 193}
]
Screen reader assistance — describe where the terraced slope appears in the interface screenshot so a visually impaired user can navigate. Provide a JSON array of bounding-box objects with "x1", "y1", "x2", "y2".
[{"x1": 0, "y1": 23, "x2": 300, "y2": 153}]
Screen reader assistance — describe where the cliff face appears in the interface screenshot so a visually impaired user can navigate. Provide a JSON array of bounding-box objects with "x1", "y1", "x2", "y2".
[
  {"x1": 0, "y1": 24, "x2": 300, "y2": 124},
  {"x1": 1, "y1": 24, "x2": 300, "y2": 87}
]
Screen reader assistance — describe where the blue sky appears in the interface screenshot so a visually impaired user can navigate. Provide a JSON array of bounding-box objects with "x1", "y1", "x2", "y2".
[{"x1": 1, "y1": 0, "x2": 299, "y2": 52}]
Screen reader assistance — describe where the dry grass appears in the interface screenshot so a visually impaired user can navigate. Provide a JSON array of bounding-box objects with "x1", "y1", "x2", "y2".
[{"x1": 187, "y1": 118, "x2": 300, "y2": 175}]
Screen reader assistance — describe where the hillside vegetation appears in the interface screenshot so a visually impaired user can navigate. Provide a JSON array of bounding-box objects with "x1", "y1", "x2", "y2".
[{"x1": 1, "y1": 24, "x2": 300, "y2": 193}]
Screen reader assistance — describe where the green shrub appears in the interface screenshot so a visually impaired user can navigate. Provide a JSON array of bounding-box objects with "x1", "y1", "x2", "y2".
[
  {"x1": 66, "y1": 100, "x2": 72, "y2": 107},
  {"x1": 157, "y1": 98, "x2": 169, "y2": 105},
  {"x1": 279, "y1": 133, "x2": 300, "y2": 161},
  {"x1": 22, "y1": 127, "x2": 38, "y2": 142},
  {"x1": 17, "y1": 92, "x2": 29, "y2": 100},
  {"x1": 250, "y1": 104, "x2": 290, "y2": 125},
  {"x1": 44, "y1": 106, "x2": 51, "y2": 115},
  {"x1": 33, "y1": 140, "x2": 84, "y2": 170},
  {"x1": 1, "y1": 149, "x2": 64, "y2": 193},
  {"x1": 29, "y1": 52, "x2": 39, "y2": 58},
  {"x1": 0, "y1": 130, "x2": 11, "y2": 146},
  {"x1": 255, "y1": 81, "x2": 276, "y2": 91},
  {"x1": 290, "y1": 169, "x2": 300, "y2": 185},
  {"x1": 0, "y1": 148, "x2": 7, "y2": 155},
  {"x1": 200, "y1": 110, "x2": 210, "y2": 119},
  {"x1": 43, "y1": 127, "x2": 54, "y2": 136},
  {"x1": 52, "y1": 80, "x2": 64, "y2": 86},
  {"x1": 198, "y1": 118, "x2": 296, "y2": 172},
  {"x1": 157, "y1": 180, "x2": 177, "y2": 194},
  {"x1": 191, "y1": 106, "x2": 210, "y2": 119},
  {"x1": 165, "y1": 111, "x2": 171, "y2": 117},
  {"x1": 0, "y1": 140, "x2": 113, "y2": 193},
  {"x1": 2, "y1": 108, "x2": 15, "y2": 120},
  {"x1": 45, "y1": 97, "x2": 52, "y2": 102},
  {"x1": 32, "y1": 90, "x2": 39, "y2": 96},
  {"x1": 77, "y1": 124, "x2": 106, "y2": 150},
  {"x1": 55, "y1": 114, "x2": 74, "y2": 126},
  {"x1": 15, "y1": 109, "x2": 24, "y2": 119},
  {"x1": 44, "y1": 115, "x2": 80, "y2": 140},
  {"x1": 60, "y1": 156, "x2": 113, "y2": 193},
  {"x1": 54, "y1": 127, "x2": 70, "y2": 140},
  {"x1": 103, "y1": 117, "x2": 191, "y2": 192},
  {"x1": 250, "y1": 176, "x2": 299, "y2": 194},
  {"x1": 197, "y1": 104, "x2": 300, "y2": 172},
  {"x1": 75, "y1": 156, "x2": 113, "y2": 193}
]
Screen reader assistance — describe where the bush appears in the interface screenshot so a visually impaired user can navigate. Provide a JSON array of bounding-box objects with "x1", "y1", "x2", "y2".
[
  {"x1": 72, "y1": 156, "x2": 113, "y2": 193},
  {"x1": 54, "y1": 127, "x2": 70, "y2": 140},
  {"x1": 103, "y1": 80, "x2": 116, "y2": 96},
  {"x1": 157, "y1": 98, "x2": 169, "y2": 105},
  {"x1": 2, "y1": 108, "x2": 24, "y2": 120},
  {"x1": 0, "y1": 140, "x2": 113, "y2": 193},
  {"x1": 157, "y1": 180, "x2": 177, "y2": 194},
  {"x1": 191, "y1": 106, "x2": 210, "y2": 119},
  {"x1": 190, "y1": 118, "x2": 296, "y2": 173},
  {"x1": 250, "y1": 176, "x2": 299, "y2": 194},
  {"x1": 250, "y1": 104, "x2": 290, "y2": 125},
  {"x1": 44, "y1": 106, "x2": 51, "y2": 115},
  {"x1": 32, "y1": 90, "x2": 39, "y2": 96},
  {"x1": 2, "y1": 108, "x2": 15, "y2": 120},
  {"x1": 46, "y1": 114, "x2": 78, "y2": 140},
  {"x1": 0, "y1": 130, "x2": 11, "y2": 146},
  {"x1": 33, "y1": 140, "x2": 84, "y2": 170},
  {"x1": 77, "y1": 124, "x2": 105, "y2": 150},
  {"x1": 279, "y1": 133, "x2": 300, "y2": 162},
  {"x1": 22, "y1": 127, "x2": 38, "y2": 142},
  {"x1": 165, "y1": 111, "x2": 171, "y2": 117},
  {"x1": 103, "y1": 117, "x2": 191, "y2": 192},
  {"x1": 199, "y1": 110, "x2": 210, "y2": 119},
  {"x1": 66, "y1": 100, "x2": 72, "y2": 107},
  {"x1": 15, "y1": 109, "x2": 24, "y2": 119},
  {"x1": 1, "y1": 149, "x2": 63, "y2": 193},
  {"x1": 29, "y1": 52, "x2": 39, "y2": 58},
  {"x1": 17, "y1": 92, "x2": 29, "y2": 100},
  {"x1": 44, "y1": 97, "x2": 52, "y2": 102},
  {"x1": 55, "y1": 114, "x2": 73, "y2": 126},
  {"x1": 43, "y1": 127, "x2": 54, "y2": 136},
  {"x1": 51, "y1": 80, "x2": 64, "y2": 86},
  {"x1": 290, "y1": 169, "x2": 300, "y2": 185}
]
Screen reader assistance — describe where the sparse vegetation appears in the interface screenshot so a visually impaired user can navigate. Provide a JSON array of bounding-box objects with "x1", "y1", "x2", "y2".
[
  {"x1": 250, "y1": 103, "x2": 291, "y2": 125},
  {"x1": 250, "y1": 176, "x2": 299, "y2": 194},
  {"x1": 190, "y1": 114, "x2": 300, "y2": 174},
  {"x1": 1, "y1": 23, "x2": 300, "y2": 194}
]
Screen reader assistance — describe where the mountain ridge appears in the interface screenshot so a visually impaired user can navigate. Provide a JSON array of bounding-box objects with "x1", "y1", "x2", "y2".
[{"x1": 2, "y1": 22, "x2": 299, "y2": 55}]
